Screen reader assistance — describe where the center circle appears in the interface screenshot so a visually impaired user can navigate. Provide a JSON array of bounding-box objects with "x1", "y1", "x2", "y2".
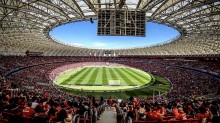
[{"x1": 54, "y1": 65, "x2": 152, "y2": 91}]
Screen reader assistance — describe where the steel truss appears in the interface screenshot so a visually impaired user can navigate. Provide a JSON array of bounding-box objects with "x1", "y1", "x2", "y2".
[{"x1": 0, "y1": 0, "x2": 219, "y2": 56}]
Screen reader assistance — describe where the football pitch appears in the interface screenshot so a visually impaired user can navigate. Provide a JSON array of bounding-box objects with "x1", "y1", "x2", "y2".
[
  {"x1": 55, "y1": 66, "x2": 152, "y2": 91},
  {"x1": 54, "y1": 66, "x2": 171, "y2": 99}
]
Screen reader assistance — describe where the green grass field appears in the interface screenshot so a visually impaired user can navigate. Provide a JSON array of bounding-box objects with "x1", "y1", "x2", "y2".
[
  {"x1": 55, "y1": 66, "x2": 152, "y2": 91},
  {"x1": 54, "y1": 66, "x2": 171, "y2": 99}
]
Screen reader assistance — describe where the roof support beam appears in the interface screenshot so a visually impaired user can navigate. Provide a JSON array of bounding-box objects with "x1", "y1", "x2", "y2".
[
  {"x1": 141, "y1": 0, "x2": 154, "y2": 9},
  {"x1": 136, "y1": 0, "x2": 142, "y2": 10},
  {"x1": 84, "y1": 0, "x2": 97, "y2": 14},
  {"x1": 151, "y1": 0, "x2": 169, "y2": 18},
  {"x1": 71, "y1": 0, "x2": 86, "y2": 19},
  {"x1": 163, "y1": 0, "x2": 217, "y2": 21},
  {"x1": 38, "y1": 0, "x2": 70, "y2": 20},
  {"x1": 118, "y1": 0, "x2": 126, "y2": 9}
]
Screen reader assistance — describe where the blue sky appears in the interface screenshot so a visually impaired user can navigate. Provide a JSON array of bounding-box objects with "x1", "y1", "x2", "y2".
[{"x1": 50, "y1": 20, "x2": 179, "y2": 49}]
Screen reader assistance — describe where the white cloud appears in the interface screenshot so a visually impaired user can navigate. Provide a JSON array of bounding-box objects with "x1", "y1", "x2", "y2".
[
  {"x1": 93, "y1": 42, "x2": 106, "y2": 47},
  {"x1": 67, "y1": 42, "x2": 84, "y2": 47}
]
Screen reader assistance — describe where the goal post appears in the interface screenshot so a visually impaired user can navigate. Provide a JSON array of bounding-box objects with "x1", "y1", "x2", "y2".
[{"x1": 109, "y1": 80, "x2": 121, "y2": 86}]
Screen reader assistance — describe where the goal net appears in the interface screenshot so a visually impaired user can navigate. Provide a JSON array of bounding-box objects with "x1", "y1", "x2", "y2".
[{"x1": 109, "y1": 80, "x2": 121, "y2": 86}]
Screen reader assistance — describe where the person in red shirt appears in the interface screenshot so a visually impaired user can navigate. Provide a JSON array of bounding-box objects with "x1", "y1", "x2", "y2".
[
  {"x1": 22, "y1": 102, "x2": 35, "y2": 117},
  {"x1": 48, "y1": 102, "x2": 58, "y2": 121},
  {"x1": 157, "y1": 105, "x2": 167, "y2": 118},
  {"x1": 107, "y1": 96, "x2": 112, "y2": 110},
  {"x1": 187, "y1": 103, "x2": 194, "y2": 118},
  {"x1": 145, "y1": 106, "x2": 162, "y2": 122},
  {"x1": 175, "y1": 108, "x2": 187, "y2": 120},
  {"x1": 133, "y1": 98, "x2": 139, "y2": 109},
  {"x1": 172, "y1": 103, "x2": 179, "y2": 117},
  {"x1": 197, "y1": 106, "x2": 210, "y2": 121},
  {"x1": 161, "y1": 104, "x2": 167, "y2": 115}
]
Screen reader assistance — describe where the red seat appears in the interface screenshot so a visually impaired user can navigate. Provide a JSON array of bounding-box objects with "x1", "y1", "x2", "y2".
[
  {"x1": 180, "y1": 119, "x2": 201, "y2": 123},
  {"x1": 161, "y1": 120, "x2": 180, "y2": 123},
  {"x1": 163, "y1": 116, "x2": 175, "y2": 120},
  {"x1": 133, "y1": 120, "x2": 166, "y2": 123},
  {"x1": 73, "y1": 114, "x2": 80, "y2": 123},
  {"x1": 87, "y1": 110, "x2": 93, "y2": 123},
  {"x1": 80, "y1": 111, "x2": 90, "y2": 123},
  {"x1": 189, "y1": 119, "x2": 201, "y2": 123}
]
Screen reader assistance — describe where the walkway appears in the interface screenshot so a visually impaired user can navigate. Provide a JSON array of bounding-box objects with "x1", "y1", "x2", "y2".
[{"x1": 97, "y1": 107, "x2": 117, "y2": 123}]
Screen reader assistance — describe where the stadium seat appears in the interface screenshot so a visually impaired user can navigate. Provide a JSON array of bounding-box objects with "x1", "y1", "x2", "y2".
[
  {"x1": 163, "y1": 116, "x2": 175, "y2": 120},
  {"x1": 179, "y1": 120, "x2": 191, "y2": 123},
  {"x1": 156, "y1": 120, "x2": 180, "y2": 123},
  {"x1": 127, "y1": 117, "x2": 132, "y2": 123},
  {"x1": 72, "y1": 114, "x2": 80, "y2": 123},
  {"x1": 80, "y1": 111, "x2": 89, "y2": 123},
  {"x1": 88, "y1": 109, "x2": 93, "y2": 123},
  {"x1": 187, "y1": 119, "x2": 201, "y2": 123}
]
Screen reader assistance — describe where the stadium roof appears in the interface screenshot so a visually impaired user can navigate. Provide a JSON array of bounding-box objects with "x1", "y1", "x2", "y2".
[{"x1": 0, "y1": 0, "x2": 219, "y2": 56}]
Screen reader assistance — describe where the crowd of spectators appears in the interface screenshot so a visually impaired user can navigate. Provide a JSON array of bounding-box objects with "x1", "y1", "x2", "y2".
[
  {"x1": 0, "y1": 56, "x2": 220, "y2": 123},
  {"x1": 0, "y1": 56, "x2": 219, "y2": 102},
  {"x1": 158, "y1": 59, "x2": 220, "y2": 76},
  {"x1": 0, "y1": 89, "x2": 105, "y2": 123},
  {"x1": 112, "y1": 95, "x2": 220, "y2": 123}
]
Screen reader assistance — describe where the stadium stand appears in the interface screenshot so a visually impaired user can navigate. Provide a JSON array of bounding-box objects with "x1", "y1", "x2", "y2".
[
  {"x1": 0, "y1": 0, "x2": 220, "y2": 123},
  {"x1": 0, "y1": 56, "x2": 220, "y2": 123}
]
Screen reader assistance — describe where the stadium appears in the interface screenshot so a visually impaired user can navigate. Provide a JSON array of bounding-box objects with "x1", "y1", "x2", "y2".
[{"x1": 0, "y1": 0, "x2": 220, "y2": 123}]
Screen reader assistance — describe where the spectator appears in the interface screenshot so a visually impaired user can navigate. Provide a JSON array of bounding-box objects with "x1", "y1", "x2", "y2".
[
  {"x1": 56, "y1": 108, "x2": 68, "y2": 122},
  {"x1": 22, "y1": 101, "x2": 35, "y2": 117},
  {"x1": 210, "y1": 106, "x2": 220, "y2": 123},
  {"x1": 197, "y1": 106, "x2": 210, "y2": 122},
  {"x1": 126, "y1": 106, "x2": 135, "y2": 122},
  {"x1": 138, "y1": 103, "x2": 146, "y2": 120},
  {"x1": 175, "y1": 107, "x2": 187, "y2": 120},
  {"x1": 145, "y1": 106, "x2": 162, "y2": 122}
]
